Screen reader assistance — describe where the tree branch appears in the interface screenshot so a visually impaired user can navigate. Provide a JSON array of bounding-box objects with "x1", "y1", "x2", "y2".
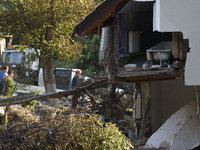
[{"x1": 0, "y1": 79, "x2": 108, "y2": 106}]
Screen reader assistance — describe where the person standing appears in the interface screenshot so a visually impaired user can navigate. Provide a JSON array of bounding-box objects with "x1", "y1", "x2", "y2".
[
  {"x1": 72, "y1": 69, "x2": 85, "y2": 106},
  {"x1": 0, "y1": 65, "x2": 14, "y2": 95}
]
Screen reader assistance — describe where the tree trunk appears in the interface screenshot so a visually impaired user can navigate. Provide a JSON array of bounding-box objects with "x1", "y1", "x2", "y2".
[
  {"x1": 43, "y1": 56, "x2": 58, "y2": 106},
  {"x1": 43, "y1": 56, "x2": 56, "y2": 93}
]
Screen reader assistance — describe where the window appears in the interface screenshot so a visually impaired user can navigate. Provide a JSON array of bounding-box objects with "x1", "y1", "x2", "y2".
[{"x1": 3, "y1": 52, "x2": 25, "y2": 64}]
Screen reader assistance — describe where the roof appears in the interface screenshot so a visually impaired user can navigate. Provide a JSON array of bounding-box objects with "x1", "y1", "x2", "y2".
[
  {"x1": 71, "y1": 0, "x2": 128, "y2": 37},
  {"x1": 71, "y1": 0, "x2": 156, "y2": 37}
]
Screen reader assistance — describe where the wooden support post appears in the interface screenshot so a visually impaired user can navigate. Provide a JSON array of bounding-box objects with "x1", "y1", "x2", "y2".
[
  {"x1": 140, "y1": 82, "x2": 151, "y2": 138},
  {"x1": 139, "y1": 98, "x2": 151, "y2": 139},
  {"x1": 172, "y1": 32, "x2": 183, "y2": 59},
  {"x1": 133, "y1": 83, "x2": 141, "y2": 138},
  {"x1": 141, "y1": 82, "x2": 151, "y2": 115}
]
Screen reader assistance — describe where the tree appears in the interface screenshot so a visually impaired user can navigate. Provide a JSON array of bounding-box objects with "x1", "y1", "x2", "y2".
[
  {"x1": 0, "y1": 0, "x2": 99, "y2": 105},
  {"x1": 73, "y1": 35, "x2": 103, "y2": 76}
]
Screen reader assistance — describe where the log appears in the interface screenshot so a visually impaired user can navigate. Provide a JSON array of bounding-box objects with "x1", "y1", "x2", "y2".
[{"x1": 0, "y1": 79, "x2": 108, "y2": 106}]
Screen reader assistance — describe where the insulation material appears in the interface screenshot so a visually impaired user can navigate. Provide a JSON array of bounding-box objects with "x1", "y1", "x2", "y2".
[{"x1": 143, "y1": 99, "x2": 200, "y2": 150}]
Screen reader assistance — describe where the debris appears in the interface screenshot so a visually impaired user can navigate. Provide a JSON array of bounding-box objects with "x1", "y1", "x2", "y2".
[{"x1": 142, "y1": 99, "x2": 200, "y2": 150}]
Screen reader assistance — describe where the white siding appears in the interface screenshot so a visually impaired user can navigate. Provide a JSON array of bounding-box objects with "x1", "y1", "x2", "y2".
[{"x1": 153, "y1": 0, "x2": 200, "y2": 85}]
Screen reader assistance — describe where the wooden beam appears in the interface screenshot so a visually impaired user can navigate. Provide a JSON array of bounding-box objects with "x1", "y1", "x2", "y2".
[
  {"x1": 139, "y1": 98, "x2": 151, "y2": 139},
  {"x1": 114, "y1": 73, "x2": 177, "y2": 82},
  {"x1": 172, "y1": 32, "x2": 182, "y2": 59},
  {"x1": 116, "y1": 93, "x2": 134, "y2": 120},
  {"x1": 114, "y1": 68, "x2": 184, "y2": 82},
  {"x1": 141, "y1": 82, "x2": 151, "y2": 115},
  {"x1": 172, "y1": 32, "x2": 179, "y2": 59}
]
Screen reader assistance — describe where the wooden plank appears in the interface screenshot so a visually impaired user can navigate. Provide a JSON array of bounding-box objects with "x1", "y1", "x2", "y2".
[
  {"x1": 116, "y1": 94, "x2": 134, "y2": 120},
  {"x1": 179, "y1": 32, "x2": 183, "y2": 60},
  {"x1": 114, "y1": 74, "x2": 174, "y2": 82},
  {"x1": 172, "y1": 32, "x2": 179, "y2": 59},
  {"x1": 114, "y1": 72, "x2": 183, "y2": 82},
  {"x1": 172, "y1": 32, "x2": 183, "y2": 59},
  {"x1": 117, "y1": 69, "x2": 174, "y2": 77},
  {"x1": 141, "y1": 82, "x2": 151, "y2": 115},
  {"x1": 136, "y1": 93, "x2": 141, "y2": 119},
  {"x1": 114, "y1": 68, "x2": 184, "y2": 82}
]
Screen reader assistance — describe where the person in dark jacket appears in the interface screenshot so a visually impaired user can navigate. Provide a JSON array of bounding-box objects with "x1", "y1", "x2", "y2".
[{"x1": 72, "y1": 69, "x2": 85, "y2": 106}]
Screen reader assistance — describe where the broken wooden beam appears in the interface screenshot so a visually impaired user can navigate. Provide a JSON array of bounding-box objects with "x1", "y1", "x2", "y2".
[
  {"x1": 0, "y1": 79, "x2": 108, "y2": 106},
  {"x1": 85, "y1": 89, "x2": 98, "y2": 109},
  {"x1": 116, "y1": 94, "x2": 134, "y2": 120}
]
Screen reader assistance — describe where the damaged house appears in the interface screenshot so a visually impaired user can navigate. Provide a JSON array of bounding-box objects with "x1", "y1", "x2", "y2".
[{"x1": 71, "y1": 0, "x2": 200, "y2": 149}]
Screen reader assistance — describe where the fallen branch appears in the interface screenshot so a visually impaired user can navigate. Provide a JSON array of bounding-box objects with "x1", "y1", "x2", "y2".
[
  {"x1": 0, "y1": 79, "x2": 108, "y2": 106},
  {"x1": 85, "y1": 89, "x2": 98, "y2": 108}
]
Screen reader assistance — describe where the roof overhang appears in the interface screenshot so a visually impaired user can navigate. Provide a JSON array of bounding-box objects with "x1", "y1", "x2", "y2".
[
  {"x1": 132, "y1": 0, "x2": 155, "y2": 1},
  {"x1": 71, "y1": 0, "x2": 129, "y2": 37},
  {"x1": 71, "y1": 0, "x2": 156, "y2": 37}
]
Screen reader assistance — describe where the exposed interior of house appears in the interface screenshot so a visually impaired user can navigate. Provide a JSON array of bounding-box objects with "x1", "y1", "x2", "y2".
[{"x1": 110, "y1": 1, "x2": 188, "y2": 82}]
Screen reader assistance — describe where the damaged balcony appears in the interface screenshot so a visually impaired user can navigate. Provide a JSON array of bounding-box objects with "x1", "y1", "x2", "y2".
[
  {"x1": 100, "y1": 28, "x2": 187, "y2": 83},
  {"x1": 113, "y1": 39, "x2": 186, "y2": 82},
  {"x1": 98, "y1": 2, "x2": 188, "y2": 83}
]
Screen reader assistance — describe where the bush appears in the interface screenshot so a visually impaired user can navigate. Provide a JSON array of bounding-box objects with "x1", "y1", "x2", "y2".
[
  {"x1": 0, "y1": 113, "x2": 134, "y2": 149},
  {"x1": 3, "y1": 77, "x2": 15, "y2": 97},
  {"x1": 66, "y1": 114, "x2": 133, "y2": 149},
  {"x1": 22, "y1": 90, "x2": 40, "y2": 110}
]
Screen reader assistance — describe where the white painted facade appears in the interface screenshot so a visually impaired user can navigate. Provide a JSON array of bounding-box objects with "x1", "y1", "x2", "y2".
[
  {"x1": 0, "y1": 39, "x2": 6, "y2": 57},
  {"x1": 153, "y1": 0, "x2": 200, "y2": 85}
]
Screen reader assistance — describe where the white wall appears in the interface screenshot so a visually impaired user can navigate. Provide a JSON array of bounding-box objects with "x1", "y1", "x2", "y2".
[
  {"x1": 151, "y1": 79, "x2": 196, "y2": 132},
  {"x1": 0, "y1": 39, "x2": 6, "y2": 56},
  {"x1": 153, "y1": 0, "x2": 200, "y2": 85}
]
